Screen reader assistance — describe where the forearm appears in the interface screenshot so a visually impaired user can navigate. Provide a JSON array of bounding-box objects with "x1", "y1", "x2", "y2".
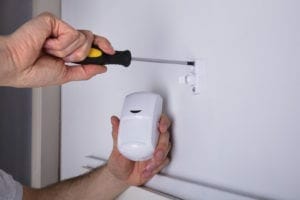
[{"x1": 23, "y1": 165, "x2": 129, "y2": 200}]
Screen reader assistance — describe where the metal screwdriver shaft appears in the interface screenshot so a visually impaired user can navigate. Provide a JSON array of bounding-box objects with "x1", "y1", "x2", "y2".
[{"x1": 132, "y1": 57, "x2": 194, "y2": 66}]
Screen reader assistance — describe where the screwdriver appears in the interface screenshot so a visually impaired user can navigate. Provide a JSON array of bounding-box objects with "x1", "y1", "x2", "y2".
[{"x1": 75, "y1": 46, "x2": 194, "y2": 67}]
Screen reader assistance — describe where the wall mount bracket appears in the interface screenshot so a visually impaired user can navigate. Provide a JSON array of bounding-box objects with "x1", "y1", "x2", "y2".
[{"x1": 179, "y1": 60, "x2": 203, "y2": 95}]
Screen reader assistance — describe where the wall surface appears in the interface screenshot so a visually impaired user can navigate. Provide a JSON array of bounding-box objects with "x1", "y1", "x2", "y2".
[
  {"x1": 0, "y1": 0, "x2": 33, "y2": 186},
  {"x1": 61, "y1": 0, "x2": 300, "y2": 199}
]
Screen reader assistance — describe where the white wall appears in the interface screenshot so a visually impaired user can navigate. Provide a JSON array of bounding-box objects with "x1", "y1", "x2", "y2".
[{"x1": 61, "y1": 0, "x2": 300, "y2": 199}]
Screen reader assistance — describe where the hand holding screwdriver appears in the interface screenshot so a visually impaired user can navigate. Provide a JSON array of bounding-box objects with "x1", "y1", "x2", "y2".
[{"x1": 0, "y1": 13, "x2": 117, "y2": 87}]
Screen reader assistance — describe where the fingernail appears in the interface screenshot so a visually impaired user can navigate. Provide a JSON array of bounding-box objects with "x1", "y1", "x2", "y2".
[
  {"x1": 111, "y1": 118, "x2": 117, "y2": 126},
  {"x1": 104, "y1": 43, "x2": 115, "y2": 54},
  {"x1": 155, "y1": 150, "x2": 164, "y2": 161},
  {"x1": 160, "y1": 122, "x2": 168, "y2": 132},
  {"x1": 142, "y1": 170, "x2": 152, "y2": 179},
  {"x1": 98, "y1": 66, "x2": 107, "y2": 73},
  {"x1": 162, "y1": 124, "x2": 168, "y2": 132},
  {"x1": 146, "y1": 162, "x2": 156, "y2": 172},
  {"x1": 108, "y1": 43, "x2": 114, "y2": 50}
]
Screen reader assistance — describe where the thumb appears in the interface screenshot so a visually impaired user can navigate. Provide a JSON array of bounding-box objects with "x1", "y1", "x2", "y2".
[
  {"x1": 62, "y1": 65, "x2": 107, "y2": 83},
  {"x1": 111, "y1": 116, "x2": 120, "y2": 147}
]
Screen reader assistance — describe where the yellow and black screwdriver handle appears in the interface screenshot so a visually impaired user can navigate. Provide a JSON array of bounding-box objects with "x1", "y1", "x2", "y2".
[{"x1": 76, "y1": 45, "x2": 132, "y2": 67}]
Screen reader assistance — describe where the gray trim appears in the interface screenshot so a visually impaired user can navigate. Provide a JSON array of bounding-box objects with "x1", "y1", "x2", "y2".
[
  {"x1": 31, "y1": 0, "x2": 61, "y2": 188},
  {"x1": 0, "y1": 88, "x2": 32, "y2": 186}
]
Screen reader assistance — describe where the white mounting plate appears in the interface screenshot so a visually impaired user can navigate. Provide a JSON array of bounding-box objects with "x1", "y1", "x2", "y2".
[{"x1": 179, "y1": 60, "x2": 206, "y2": 95}]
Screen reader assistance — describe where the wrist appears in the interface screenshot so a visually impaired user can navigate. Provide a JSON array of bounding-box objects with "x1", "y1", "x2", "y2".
[{"x1": 102, "y1": 165, "x2": 130, "y2": 189}]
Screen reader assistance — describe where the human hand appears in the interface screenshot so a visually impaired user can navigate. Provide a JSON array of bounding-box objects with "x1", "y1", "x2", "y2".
[
  {"x1": 107, "y1": 114, "x2": 171, "y2": 186},
  {"x1": 0, "y1": 12, "x2": 114, "y2": 88}
]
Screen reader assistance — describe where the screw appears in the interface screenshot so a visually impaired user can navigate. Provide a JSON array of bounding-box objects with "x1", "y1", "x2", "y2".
[{"x1": 192, "y1": 87, "x2": 196, "y2": 93}]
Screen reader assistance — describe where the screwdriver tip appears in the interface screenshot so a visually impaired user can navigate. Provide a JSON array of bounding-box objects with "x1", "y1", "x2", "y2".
[{"x1": 187, "y1": 61, "x2": 195, "y2": 66}]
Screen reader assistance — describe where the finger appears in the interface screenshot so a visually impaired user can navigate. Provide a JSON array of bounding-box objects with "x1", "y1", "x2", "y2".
[
  {"x1": 144, "y1": 131, "x2": 171, "y2": 173},
  {"x1": 63, "y1": 30, "x2": 94, "y2": 62},
  {"x1": 110, "y1": 116, "x2": 120, "y2": 147},
  {"x1": 159, "y1": 114, "x2": 171, "y2": 133},
  {"x1": 165, "y1": 142, "x2": 172, "y2": 157},
  {"x1": 94, "y1": 35, "x2": 115, "y2": 55},
  {"x1": 108, "y1": 115, "x2": 134, "y2": 180},
  {"x1": 45, "y1": 32, "x2": 85, "y2": 58},
  {"x1": 44, "y1": 23, "x2": 79, "y2": 51},
  {"x1": 109, "y1": 116, "x2": 135, "y2": 168},
  {"x1": 62, "y1": 64, "x2": 107, "y2": 83},
  {"x1": 142, "y1": 158, "x2": 170, "y2": 179},
  {"x1": 45, "y1": 30, "x2": 93, "y2": 61},
  {"x1": 154, "y1": 130, "x2": 170, "y2": 163},
  {"x1": 153, "y1": 158, "x2": 170, "y2": 174}
]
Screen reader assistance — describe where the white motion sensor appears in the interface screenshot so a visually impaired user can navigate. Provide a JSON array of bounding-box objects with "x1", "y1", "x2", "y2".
[{"x1": 117, "y1": 92, "x2": 163, "y2": 161}]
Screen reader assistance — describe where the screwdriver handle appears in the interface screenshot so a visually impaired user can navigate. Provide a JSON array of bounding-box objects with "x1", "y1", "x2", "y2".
[{"x1": 76, "y1": 46, "x2": 132, "y2": 67}]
